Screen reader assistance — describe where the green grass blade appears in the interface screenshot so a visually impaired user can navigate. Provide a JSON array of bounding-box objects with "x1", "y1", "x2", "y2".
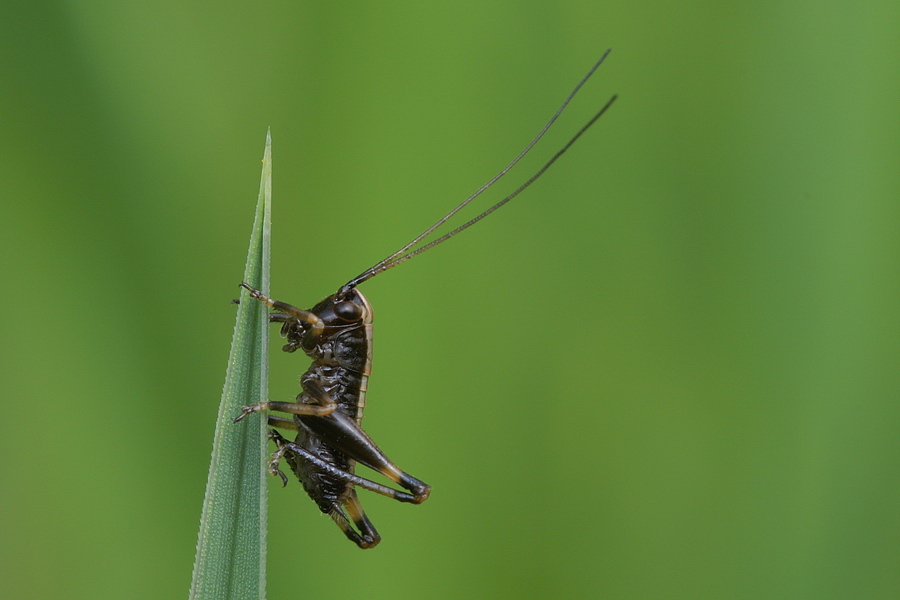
[{"x1": 189, "y1": 130, "x2": 272, "y2": 600}]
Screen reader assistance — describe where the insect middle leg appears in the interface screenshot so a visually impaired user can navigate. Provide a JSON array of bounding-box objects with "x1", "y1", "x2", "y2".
[
  {"x1": 264, "y1": 418, "x2": 298, "y2": 486},
  {"x1": 233, "y1": 378, "x2": 337, "y2": 422}
]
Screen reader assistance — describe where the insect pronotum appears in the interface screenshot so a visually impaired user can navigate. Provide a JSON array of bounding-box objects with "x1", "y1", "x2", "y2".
[{"x1": 234, "y1": 50, "x2": 617, "y2": 548}]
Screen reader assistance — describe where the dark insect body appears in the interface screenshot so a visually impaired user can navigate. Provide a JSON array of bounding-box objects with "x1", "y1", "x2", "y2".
[
  {"x1": 235, "y1": 285, "x2": 429, "y2": 548},
  {"x1": 233, "y1": 50, "x2": 617, "y2": 548}
]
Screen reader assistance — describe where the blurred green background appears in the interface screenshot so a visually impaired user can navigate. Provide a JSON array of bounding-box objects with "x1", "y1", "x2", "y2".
[{"x1": 2, "y1": 1, "x2": 898, "y2": 599}]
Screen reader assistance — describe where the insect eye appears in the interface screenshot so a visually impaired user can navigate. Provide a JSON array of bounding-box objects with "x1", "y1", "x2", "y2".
[{"x1": 334, "y1": 301, "x2": 363, "y2": 322}]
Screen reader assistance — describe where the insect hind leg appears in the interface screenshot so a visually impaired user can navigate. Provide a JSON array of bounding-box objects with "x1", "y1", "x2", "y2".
[
  {"x1": 277, "y1": 437, "x2": 427, "y2": 503},
  {"x1": 300, "y1": 411, "x2": 431, "y2": 503},
  {"x1": 267, "y1": 431, "x2": 382, "y2": 548},
  {"x1": 329, "y1": 491, "x2": 380, "y2": 549}
]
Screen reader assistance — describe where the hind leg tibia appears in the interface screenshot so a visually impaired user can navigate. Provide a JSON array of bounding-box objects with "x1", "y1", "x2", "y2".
[{"x1": 329, "y1": 491, "x2": 380, "y2": 549}]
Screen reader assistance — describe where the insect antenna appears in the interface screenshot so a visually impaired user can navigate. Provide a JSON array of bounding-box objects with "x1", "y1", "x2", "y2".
[{"x1": 339, "y1": 49, "x2": 616, "y2": 294}]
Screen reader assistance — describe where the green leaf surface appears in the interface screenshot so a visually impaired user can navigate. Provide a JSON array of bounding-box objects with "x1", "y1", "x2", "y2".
[{"x1": 189, "y1": 130, "x2": 272, "y2": 600}]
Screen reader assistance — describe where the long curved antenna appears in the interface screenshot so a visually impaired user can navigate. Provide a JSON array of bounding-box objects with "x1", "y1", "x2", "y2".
[{"x1": 340, "y1": 49, "x2": 615, "y2": 294}]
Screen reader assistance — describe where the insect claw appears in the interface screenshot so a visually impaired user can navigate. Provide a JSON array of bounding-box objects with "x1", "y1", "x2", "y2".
[
  {"x1": 232, "y1": 404, "x2": 261, "y2": 423},
  {"x1": 239, "y1": 282, "x2": 262, "y2": 298},
  {"x1": 270, "y1": 465, "x2": 289, "y2": 487}
]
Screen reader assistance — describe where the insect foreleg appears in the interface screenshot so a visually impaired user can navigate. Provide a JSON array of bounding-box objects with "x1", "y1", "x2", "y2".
[{"x1": 239, "y1": 282, "x2": 324, "y2": 345}]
